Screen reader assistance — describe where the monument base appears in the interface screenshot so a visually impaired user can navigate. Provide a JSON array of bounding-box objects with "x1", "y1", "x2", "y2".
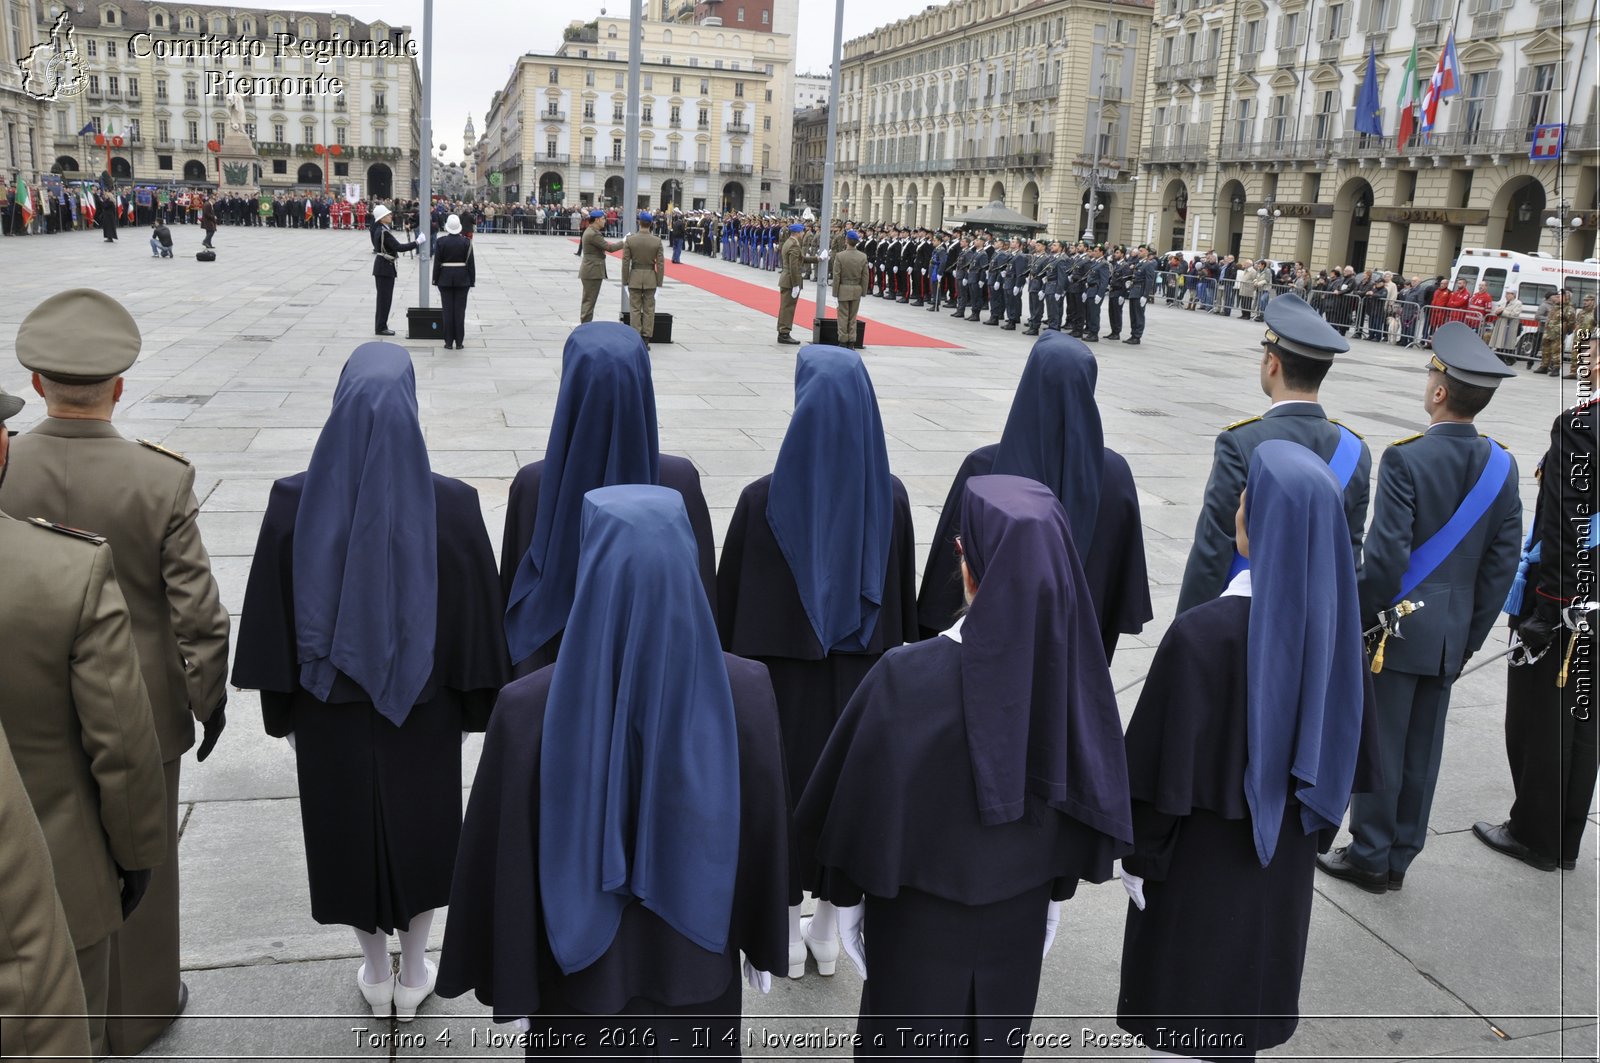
[{"x1": 216, "y1": 134, "x2": 259, "y2": 197}]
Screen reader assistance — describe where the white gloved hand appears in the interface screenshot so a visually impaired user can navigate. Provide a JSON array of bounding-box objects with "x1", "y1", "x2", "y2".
[
  {"x1": 1013, "y1": 287, "x2": 1021, "y2": 295},
  {"x1": 993, "y1": 281, "x2": 1001, "y2": 290},
  {"x1": 921, "y1": 268, "x2": 927, "y2": 275},
  {"x1": 286, "y1": 732, "x2": 297, "y2": 751},
  {"x1": 1139, "y1": 297, "x2": 1147, "y2": 307},
  {"x1": 1119, "y1": 864, "x2": 1147, "y2": 911},
  {"x1": 1095, "y1": 296, "x2": 1103, "y2": 304},
  {"x1": 1042, "y1": 900, "x2": 1063, "y2": 958},
  {"x1": 818, "y1": 249, "x2": 830, "y2": 261},
  {"x1": 790, "y1": 286, "x2": 801, "y2": 298},
  {"x1": 837, "y1": 903, "x2": 867, "y2": 980},
  {"x1": 742, "y1": 958, "x2": 772, "y2": 994}
]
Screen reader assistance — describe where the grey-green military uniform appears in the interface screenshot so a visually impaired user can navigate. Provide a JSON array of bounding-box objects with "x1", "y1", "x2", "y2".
[
  {"x1": 778, "y1": 231, "x2": 818, "y2": 340},
  {"x1": 832, "y1": 246, "x2": 870, "y2": 347},
  {"x1": 0, "y1": 511, "x2": 167, "y2": 1059},
  {"x1": 1541, "y1": 299, "x2": 1575, "y2": 372},
  {"x1": 622, "y1": 228, "x2": 666, "y2": 340},
  {"x1": 2, "y1": 288, "x2": 228, "y2": 1056},
  {"x1": 579, "y1": 220, "x2": 625, "y2": 324}
]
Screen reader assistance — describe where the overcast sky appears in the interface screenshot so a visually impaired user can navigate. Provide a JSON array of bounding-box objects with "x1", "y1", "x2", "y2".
[{"x1": 329, "y1": 0, "x2": 935, "y2": 162}]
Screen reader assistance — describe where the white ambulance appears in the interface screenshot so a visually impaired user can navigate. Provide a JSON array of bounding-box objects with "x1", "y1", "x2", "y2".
[{"x1": 1449, "y1": 249, "x2": 1600, "y2": 364}]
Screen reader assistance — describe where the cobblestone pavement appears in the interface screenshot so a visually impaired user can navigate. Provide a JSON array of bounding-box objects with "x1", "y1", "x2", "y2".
[{"x1": 0, "y1": 225, "x2": 1594, "y2": 1061}]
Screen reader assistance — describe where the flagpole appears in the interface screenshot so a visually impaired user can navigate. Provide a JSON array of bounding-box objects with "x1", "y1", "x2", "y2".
[{"x1": 809, "y1": 0, "x2": 846, "y2": 330}]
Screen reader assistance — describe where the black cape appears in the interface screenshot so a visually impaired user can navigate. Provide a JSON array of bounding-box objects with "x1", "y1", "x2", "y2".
[
  {"x1": 437, "y1": 652, "x2": 790, "y2": 1043},
  {"x1": 231, "y1": 473, "x2": 509, "y2": 933},
  {"x1": 797, "y1": 636, "x2": 1127, "y2": 1059},
  {"x1": 1115, "y1": 595, "x2": 1381, "y2": 1058},
  {"x1": 500, "y1": 453, "x2": 716, "y2": 676},
  {"x1": 716, "y1": 474, "x2": 918, "y2": 897},
  {"x1": 916, "y1": 445, "x2": 1152, "y2": 659}
]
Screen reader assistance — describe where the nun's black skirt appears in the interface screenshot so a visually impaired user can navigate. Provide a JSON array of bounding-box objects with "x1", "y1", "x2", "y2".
[
  {"x1": 855, "y1": 883, "x2": 1053, "y2": 1060},
  {"x1": 289, "y1": 691, "x2": 465, "y2": 934},
  {"x1": 524, "y1": 959, "x2": 743, "y2": 1061},
  {"x1": 761, "y1": 654, "x2": 880, "y2": 895}
]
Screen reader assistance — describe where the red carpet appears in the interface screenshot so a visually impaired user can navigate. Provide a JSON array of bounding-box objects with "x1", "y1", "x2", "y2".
[{"x1": 580, "y1": 241, "x2": 960, "y2": 348}]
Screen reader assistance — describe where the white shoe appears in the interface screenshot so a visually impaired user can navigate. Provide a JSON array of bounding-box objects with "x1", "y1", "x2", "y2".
[
  {"x1": 799, "y1": 915, "x2": 839, "y2": 977},
  {"x1": 356, "y1": 962, "x2": 394, "y2": 1019},
  {"x1": 787, "y1": 939, "x2": 806, "y2": 979},
  {"x1": 393, "y1": 958, "x2": 436, "y2": 1022}
]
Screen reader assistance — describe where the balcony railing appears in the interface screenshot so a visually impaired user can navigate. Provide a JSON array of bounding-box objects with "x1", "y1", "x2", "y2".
[
  {"x1": 181, "y1": 139, "x2": 202, "y2": 150},
  {"x1": 726, "y1": 121, "x2": 749, "y2": 134},
  {"x1": 541, "y1": 110, "x2": 567, "y2": 122},
  {"x1": 1143, "y1": 141, "x2": 1213, "y2": 163},
  {"x1": 642, "y1": 158, "x2": 688, "y2": 171},
  {"x1": 538, "y1": 153, "x2": 571, "y2": 164},
  {"x1": 694, "y1": 161, "x2": 711, "y2": 172},
  {"x1": 720, "y1": 162, "x2": 753, "y2": 175},
  {"x1": 1275, "y1": 46, "x2": 1300, "y2": 69},
  {"x1": 1415, "y1": 126, "x2": 1530, "y2": 156},
  {"x1": 1191, "y1": 56, "x2": 1219, "y2": 78},
  {"x1": 372, "y1": 104, "x2": 388, "y2": 114},
  {"x1": 1013, "y1": 84, "x2": 1058, "y2": 103},
  {"x1": 156, "y1": 138, "x2": 176, "y2": 149},
  {"x1": 581, "y1": 154, "x2": 599, "y2": 166}
]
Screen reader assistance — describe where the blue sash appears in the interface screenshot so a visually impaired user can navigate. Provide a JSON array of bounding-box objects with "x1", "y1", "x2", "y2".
[
  {"x1": 1502, "y1": 521, "x2": 1540, "y2": 616},
  {"x1": 1392, "y1": 442, "x2": 1512, "y2": 604},
  {"x1": 1228, "y1": 425, "x2": 1362, "y2": 579},
  {"x1": 1590, "y1": 513, "x2": 1600, "y2": 550}
]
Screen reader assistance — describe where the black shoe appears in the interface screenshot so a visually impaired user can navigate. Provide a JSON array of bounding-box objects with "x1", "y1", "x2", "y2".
[
  {"x1": 376, "y1": 328, "x2": 396, "y2": 336},
  {"x1": 1022, "y1": 327, "x2": 1039, "y2": 336},
  {"x1": 1082, "y1": 334, "x2": 1099, "y2": 342},
  {"x1": 177, "y1": 980, "x2": 190, "y2": 1017},
  {"x1": 1388, "y1": 871, "x2": 1404, "y2": 891},
  {"x1": 1561, "y1": 858, "x2": 1577, "y2": 871},
  {"x1": 1472, "y1": 820, "x2": 1558, "y2": 872},
  {"x1": 1315, "y1": 847, "x2": 1389, "y2": 893},
  {"x1": 777, "y1": 335, "x2": 800, "y2": 345},
  {"x1": 912, "y1": 300, "x2": 924, "y2": 307},
  {"x1": 1124, "y1": 337, "x2": 1141, "y2": 345},
  {"x1": 1106, "y1": 334, "x2": 1121, "y2": 340},
  {"x1": 950, "y1": 310, "x2": 966, "y2": 317},
  {"x1": 1001, "y1": 322, "x2": 1016, "y2": 331},
  {"x1": 967, "y1": 312, "x2": 980, "y2": 321}
]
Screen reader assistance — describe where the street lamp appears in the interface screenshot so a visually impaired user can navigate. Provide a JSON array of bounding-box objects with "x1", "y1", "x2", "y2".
[
  {"x1": 1256, "y1": 194, "x2": 1281, "y2": 259},
  {"x1": 1082, "y1": 198, "x2": 1104, "y2": 244},
  {"x1": 1545, "y1": 201, "x2": 1585, "y2": 257}
]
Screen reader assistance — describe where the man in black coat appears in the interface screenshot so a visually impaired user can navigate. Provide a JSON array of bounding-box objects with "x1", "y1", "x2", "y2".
[{"x1": 369, "y1": 204, "x2": 419, "y2": 336}]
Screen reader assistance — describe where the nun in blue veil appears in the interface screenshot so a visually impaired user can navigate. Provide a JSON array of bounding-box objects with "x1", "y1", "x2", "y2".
[
  {"x1": 439, "y1": 486, "x2": 791, "y2": 1057},
  {"x1": 232, "y1": 342, "x2": 508, "y2": 1020},
  {"x1": 916, "y1": 332, "x2": 1152, "y2": 660},
  {"x1": 1115, "y1": 440, "x2": 1378, "y2": 1061},
  {"x1": 501, "y1": 321, "x2": 717, "y2": 676},
  {"x1": 715, "y1": 344, "x2": 919, "y2": 980}
]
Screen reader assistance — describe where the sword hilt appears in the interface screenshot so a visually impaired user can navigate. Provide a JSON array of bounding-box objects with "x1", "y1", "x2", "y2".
[{"x1": 1557, "y1": 630, "x2": 1581, "y2": 689}]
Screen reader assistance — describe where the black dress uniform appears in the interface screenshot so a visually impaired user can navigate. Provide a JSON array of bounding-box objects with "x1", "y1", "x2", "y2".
[
  {"x1": 1177, "y1": 294, "x2": 1373, "y2": 615},
  {"x1": 370, "y1": 207, "x2": 418, "y2": 335},
  {"x1": 431, "y1": 222, "x2": 475, "y2": 349},
  {"x1": 1474, "y1": 391, "x2": 1597, "y2": 872},
  {"x1": 1321, "y1": 324, "x2": 1521, "y2": 891}
]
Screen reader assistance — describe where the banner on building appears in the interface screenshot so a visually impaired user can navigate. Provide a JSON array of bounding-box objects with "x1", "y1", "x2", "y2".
[{"x1": 344, "y1": 182, "x2": 362, "y2": 203}]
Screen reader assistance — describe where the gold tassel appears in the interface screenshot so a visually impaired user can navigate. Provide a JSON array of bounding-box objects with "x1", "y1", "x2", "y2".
[
  {"x1": 1557, "y1": 631, "x2": 1580, "y2": 689},
  {"x1": 1371, "y1": 631, "x2": 1389, "y2": 674}
]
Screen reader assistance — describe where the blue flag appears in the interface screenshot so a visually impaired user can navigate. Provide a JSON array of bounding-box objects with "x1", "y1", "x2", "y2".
[
  {"x1": 76, "y1": 121, "x2": 96, "y2": 136},
  {"x1": 1355, "y1": 48, "x2": 1384, "y2": 137}
]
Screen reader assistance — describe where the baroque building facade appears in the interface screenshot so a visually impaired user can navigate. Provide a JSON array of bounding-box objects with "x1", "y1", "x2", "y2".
[
  {"x1": 35, "y1": 0, "x2": 419, "y2": 198},
  {"x1": 1132, "y1": 0, "x2": 1597, "y2": 271},
  {"x1": 831, "y1": 0, "x2": 1156, "y2": 244}
]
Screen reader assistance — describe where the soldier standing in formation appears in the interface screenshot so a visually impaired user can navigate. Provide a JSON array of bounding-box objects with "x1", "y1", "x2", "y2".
[
  {"x1": 1320, "y1": 325, "x2": 1521, "y2": 893},
  {"x1": 1105, "y1": 247, "x2": 1134, "y2": 341},
  {"x1": 1023, "y1": 240, "x2": 1047, "y2": 336},
  {"x1": 431, "y1": 214, "x2": 476, "y2": 351},
  {"x1": 2, "y1": 289, "x2": 232, "y2": 1056},
  {"x1": 622, "y1": 210, "x2": 666, "y2": 345},
  {"x1": 0, "y1": 375, "x2": 168, "y2": 1058},
  {"x1": 777, "y1": 222, "x2": 819, "y2": 346},
  {"x1": 1126, "y1": 246, "x2": 1158, "y2": 345},
  {"x1": 579, "y1": 208, "x2": 625, "y2": 325},
  {"x1": 1081, "y1": 245, "x2": 1111, "y2": 342},
  {"x1": 832, "y1": 229, "x2": 869, "y2": 350}
]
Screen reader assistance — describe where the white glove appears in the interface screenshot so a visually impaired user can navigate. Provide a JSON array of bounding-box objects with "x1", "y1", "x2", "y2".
[
  {"x1": 837, "y1": 903, "x2": 867, "y2": 979},
  {"x1": 1013, "y1": 287, "x2": 1021, "y2": 295},
  {"x1": 1119, "y1": 864, "x2": 1147, "y2": 911},
  {"x1": 1139, "y1": 297, "x2": 1147, "y2": 307},
  {"x1": 921, "y1": 268, "x2": 927, "y2": 275},
  {"x1": 742, "y1": 958, "x2": 772, "y2": 994},
  {"x1": 1042, "y1": 900, "x2": 1063, "y2": 958},
  {"x1": 818, "y1": 249, "x2": 830, "y2": 261},
  {"x1": 993, "y1": 281, "x2": 1001, "y2": 290},
  {"x1": 1095, "y1": 296, "x2": 1103, "y2": 304},
  {"x1": 286, "y1": 733, "x2": 297, "y2": 751},
  {"x1": 790, "y1": 286, "x2": 801, "y2": 298}
]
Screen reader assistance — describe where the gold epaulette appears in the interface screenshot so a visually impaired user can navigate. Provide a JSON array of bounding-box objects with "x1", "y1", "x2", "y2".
[
  {"x1": 1328, "y1": 418, "x2": 1364, "y2": 439},
  {"x1": 1485, "y1": 435, "x2": 1509, "y2": 451},
  {"x1": 136, "y1": 439, "x2": 191, "y2": 465},
  {"x1": 27, "y1": 517, "x2": 107, "y2": 545},
  {"x1": 1224, "y1": 415, "x2": 1262, "y2": 431},
  {"x1": 1389, "y1": 432, "x2": 1424, "y2": 446}
]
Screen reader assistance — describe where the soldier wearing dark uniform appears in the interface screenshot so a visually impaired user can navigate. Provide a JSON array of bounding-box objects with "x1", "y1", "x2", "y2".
[
  {"x1": 914, "y1": 231, "x2": 934, "y2": 307},
  {"x1": 1106, "y1": 246, "x2": 1135, "y2": 340},
  {"x1": 1064, "y1": 247, "x2": 1089, "y2": 336},
  {"x1": 1475, "y1": 339, "x2": 1598, "y2": 872},
  {"x1": 1319, "y1": 324, "x2": 1521, "y2": 893},
  {"x1": 3, "y1": 290, "x2": 232, "y2": 1056},
  {"x1": 369, "y1": 204, "x2": 419, "y2": 336},
  {"x1": 1178, "y1": 293, "x2": 1374, "y2": 615},
  {"x1": 1024, "y1": 241, "x2": 1046, "y2": 335},
  {"x1": 986, "y1": 240, "x2": 1012, "y2": 326},
  {"x1": 1127, "y1": 246, "x2": 1158, "y2": 345},
  {"x1": 1082, "y1": 245, "x2": 1111, "y2": 341}
]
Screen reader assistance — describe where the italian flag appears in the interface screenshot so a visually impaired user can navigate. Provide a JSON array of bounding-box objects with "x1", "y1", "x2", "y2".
[
  {"x1": 16, "y1": 175, "x2": 34, "y2": 225},
  {"x1": 1395, "y1": 42, "x2": 1419, "y2": 150},
  {"x1": 80, "y1": 191, "x2": 95, "y2": 224}
]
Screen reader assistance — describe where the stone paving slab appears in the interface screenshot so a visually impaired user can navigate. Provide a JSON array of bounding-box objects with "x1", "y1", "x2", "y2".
[{"x1": 2, "y1": 228, "x2": 1594, "y2": 1059}]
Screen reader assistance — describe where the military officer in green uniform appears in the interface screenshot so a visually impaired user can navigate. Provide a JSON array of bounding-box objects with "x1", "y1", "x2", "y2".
[
  {"x1": 1318, "y1": 323, "x2": 1521, "y2": 893},
  {"x1": 1176, "y1": 293, "x2": 1373, "y2": 614},
  {"x1": 0, "y1": 380, "x2": 168, "y2": 1059},
  {"x1": 1537, "y1": 289, "x2": 1576, "y2": 375},
  {"x1": 832, "y1": 229, "x2": 870, "y2": 350},
  {"x1": 777, "y1": 221, "x2": 819, "y2": 345},
  {"x1": 579, "y1": 207, "x2": 625, "y2": 324},
  {"x1": 621, "y1": 209, "x2": 666, "y2": 343},
  {"x1": 2, "y1": 289, "x2": 231, "y2": 1056}
]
